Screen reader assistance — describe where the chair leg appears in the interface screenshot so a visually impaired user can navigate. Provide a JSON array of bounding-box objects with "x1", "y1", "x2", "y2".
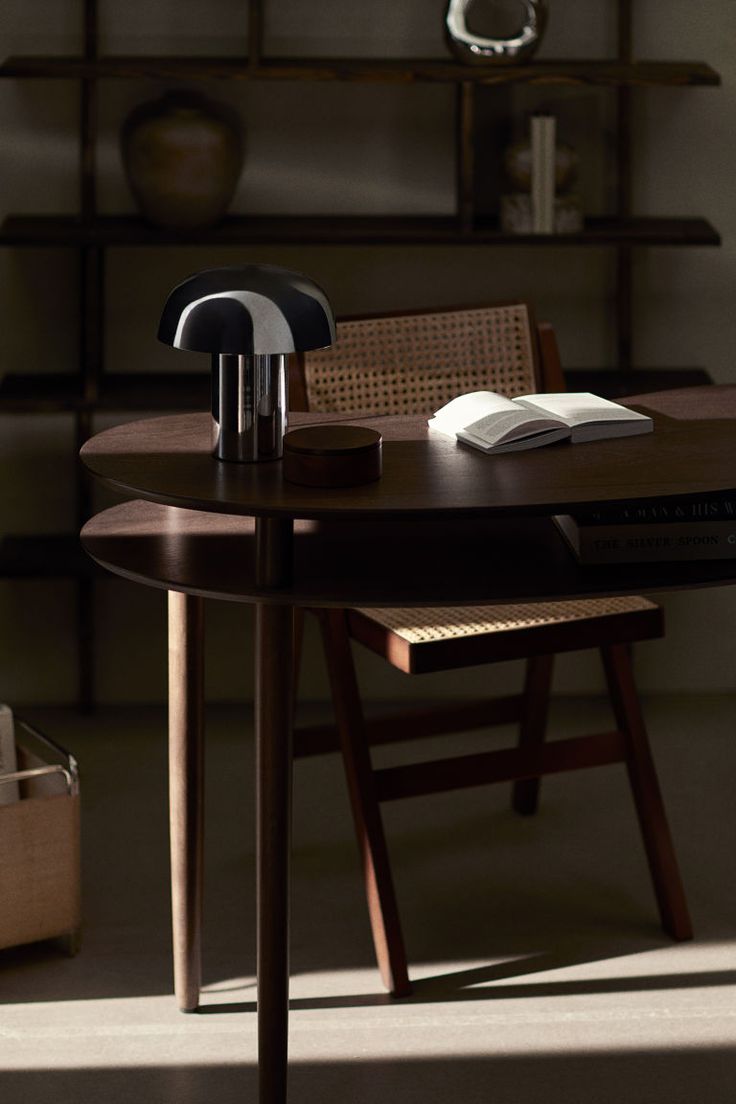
[
  {"x1": 512, "y1": 654, "x2": 554, "y2": 816},
  {"x1": 168, "y1": 590, "x2": 205, "y2": 1012},
  {"x1": 600, "y1": 643, "x2": 693, "y2": 941},
  {"x1": 318, "y1": 609, "x2": 412, "y2": 997}
]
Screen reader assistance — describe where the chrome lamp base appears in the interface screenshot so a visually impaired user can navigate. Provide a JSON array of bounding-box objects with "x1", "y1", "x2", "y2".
[{"x1": 211, "y1": 353, "x2": 288, "y2": 462}]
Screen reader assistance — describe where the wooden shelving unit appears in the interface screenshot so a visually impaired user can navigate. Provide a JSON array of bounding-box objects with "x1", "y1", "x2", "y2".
[{"x1": 0, "y1": 0, "x2": 722, "y2": 706}]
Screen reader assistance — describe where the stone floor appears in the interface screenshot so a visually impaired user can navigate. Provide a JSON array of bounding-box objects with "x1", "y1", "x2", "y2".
[{"x1": 1, "y1": 695, "x2": 735, "y2": 1103}]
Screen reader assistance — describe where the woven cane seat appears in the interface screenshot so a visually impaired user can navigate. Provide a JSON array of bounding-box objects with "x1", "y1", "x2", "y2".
[
  {"x1": 349, "y1": 597, "x2": 663, "y2": 674},
  {"x1": 304, "y1": 304, "x2": 537, "y2": 414}
]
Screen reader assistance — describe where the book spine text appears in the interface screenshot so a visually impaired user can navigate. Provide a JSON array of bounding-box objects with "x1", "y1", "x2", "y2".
[
  {"x1": 555, "y1": 515, "x2": 736, "y2": 564},
  {"x1": 573, "y1": 496, "x2": 736, "y2": 526}
]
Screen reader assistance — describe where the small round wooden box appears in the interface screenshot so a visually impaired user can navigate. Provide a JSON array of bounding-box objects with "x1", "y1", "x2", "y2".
[{"x1": 282, "y1": 425, "x2": 382, "y2": 487}]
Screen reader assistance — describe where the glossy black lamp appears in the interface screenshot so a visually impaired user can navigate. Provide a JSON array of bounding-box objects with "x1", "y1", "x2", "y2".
[{"x1": 158, "y1": 263, "x2": 335, "y2": 462}]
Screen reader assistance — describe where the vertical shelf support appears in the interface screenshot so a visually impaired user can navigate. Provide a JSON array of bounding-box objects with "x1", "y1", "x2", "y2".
[
  {"x1": 79, "y1": 0, "x2": 101, "y2": 404},
  {"x1": 249, "y1": 0, "x2": 264, "y2": 68},
  {"x1": 616, "y1": 0, "x2": 634, "y2": 371},
  {"x1": 81, "y1": 0, "x2": 98, "y2": 217},
  {"x1": 77, "y1": 0, "x2": 101, "y2": 710},
  {"x1": 456, "y1": 81, "x2": 475, "y2": 234},
  {"x1": 75, "y1": 408, "x2": 95, "y2": 713},
  {"x1": 80, "y1": 246, "x2": 104, "y2": 407}
]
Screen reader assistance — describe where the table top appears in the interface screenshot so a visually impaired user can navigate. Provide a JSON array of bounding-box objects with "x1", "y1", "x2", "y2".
[{"x1": 80, "y1": 387, "x2": 736, "y2": 521}]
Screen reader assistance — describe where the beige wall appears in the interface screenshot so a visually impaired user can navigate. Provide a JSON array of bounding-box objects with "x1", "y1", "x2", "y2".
[{"x1": 0, "y1": 1, "x2": 734, "y2": 703}]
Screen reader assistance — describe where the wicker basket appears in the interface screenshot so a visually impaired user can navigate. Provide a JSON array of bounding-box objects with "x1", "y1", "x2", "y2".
[{"x1": 0, "y1": 719, "x2": 81, "y2": 953}]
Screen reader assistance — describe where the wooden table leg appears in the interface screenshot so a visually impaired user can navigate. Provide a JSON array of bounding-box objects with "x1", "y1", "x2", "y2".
[
  {"x1": 255, "y1": 518, "x2": 294, "y2": 1104},
  {"x1": 168, "y1": 590, "x2": 205, "y2": 1013}
]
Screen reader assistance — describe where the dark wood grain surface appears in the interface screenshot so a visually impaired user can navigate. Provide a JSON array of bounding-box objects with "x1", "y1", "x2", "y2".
[
  {"x1": 81, "y1": 499, "x2": 736, "y2": 608},
  {"x1": 80, "y1": 389, "x2": 736, "y2": 520},
  {"x1": 0, "y1": 56, "x2": 720, "y2": 87}
]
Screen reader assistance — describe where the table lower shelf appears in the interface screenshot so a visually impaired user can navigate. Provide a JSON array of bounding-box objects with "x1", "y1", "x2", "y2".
[{"x1": 81, "y1": 500, "x2": 736, "y2": 608}]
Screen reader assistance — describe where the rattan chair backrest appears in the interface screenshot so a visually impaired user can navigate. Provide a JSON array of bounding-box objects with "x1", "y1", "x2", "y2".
[{"x1": 301, "y1": 303, "x2": 540, "y2": 415}]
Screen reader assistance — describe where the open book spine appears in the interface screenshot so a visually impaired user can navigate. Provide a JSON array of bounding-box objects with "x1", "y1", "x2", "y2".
[{"x1": 531, "y1": 114, "x2": 555, "y2": 234}]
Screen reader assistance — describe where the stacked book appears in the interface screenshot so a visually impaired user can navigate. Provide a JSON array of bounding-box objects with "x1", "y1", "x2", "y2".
[{"x1": 554, "y1": 497, "x2": 736, "y2": 564}]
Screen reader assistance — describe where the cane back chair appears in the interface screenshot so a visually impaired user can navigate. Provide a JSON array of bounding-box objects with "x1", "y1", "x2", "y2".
[{"x1": 292, "y1": 302, "x2": 692, "y2": 998}]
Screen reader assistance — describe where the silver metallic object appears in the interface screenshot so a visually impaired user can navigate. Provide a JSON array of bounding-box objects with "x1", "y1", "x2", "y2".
[
  {"x1": 212, "y1": 354, "x2": 288, "y2": 462},
  {"x1": 158, "y1": 264, "x2": 335, "y2": 462},
  {"x1": 445, "y1": 0, "x2": 548, "y2": 65}
]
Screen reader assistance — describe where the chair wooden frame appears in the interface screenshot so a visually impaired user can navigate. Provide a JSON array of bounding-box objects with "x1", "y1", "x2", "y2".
[
  {"x1": 160, "y1": 303, "x2": 692, "y2": 1012},
  {"x1": 291, "y1": 302, "x2": 692, "y2": 998}
]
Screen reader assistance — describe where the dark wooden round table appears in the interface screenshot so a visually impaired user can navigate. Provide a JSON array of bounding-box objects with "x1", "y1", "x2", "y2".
[
  {"x1": 80, "y1": 387, "x2": 736, "y2": 1104},
  {"x1": 81, "y1": 393, "x2": 736, "y2": 522}
]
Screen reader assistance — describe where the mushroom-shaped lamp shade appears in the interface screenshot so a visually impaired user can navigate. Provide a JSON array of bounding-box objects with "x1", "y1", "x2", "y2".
[{"x1": 158, "y1": 264, "x2": 335, "y2": 462}]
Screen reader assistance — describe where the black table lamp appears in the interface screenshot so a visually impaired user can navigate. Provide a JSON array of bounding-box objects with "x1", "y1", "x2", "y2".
[{"x1": 158, "y1": 263, "x2": 335, "y2": 462}]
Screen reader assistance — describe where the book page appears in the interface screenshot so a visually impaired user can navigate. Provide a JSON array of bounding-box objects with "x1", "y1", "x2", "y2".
[
  {"x1": 459, "y1": 424, "x2": 570, "y2": 453},
  {"x1": 460, "y1": 409, "x2": 564, "y2": 447},
  {"x1": 514, "y1": 392, "x2": 650, "y2": 429},
  {"x1": 429, "y1": 390, "x2": 566, "y2": 447},
  {"x1": 429, "y1": 391, "x2": 518, "y2": 437}
]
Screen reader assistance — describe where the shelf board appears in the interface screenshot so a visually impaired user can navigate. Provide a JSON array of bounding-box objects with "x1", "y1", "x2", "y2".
[
  {"x1": 0, "y1": 372, "x2": 210, "y2": 413},
  {"x1": 0, "y1": 373, "x2": 84, "y2": 412},
  {"x1": 0, "y1": 535, "x2": 95, "y2": 579},
  {"x1": 99, "y1": 373, "x2": 210, "y2": 411},
  {"x1": 0, "y1": 55, "x2": 721, "y2": 87},
  {"x1": 0, "y1": 368, "x2": 711, "y2": 416},
  {"x1": 565, "y1": 368, "x2": 713, "y2": 399},
  {"x1": 0, "y1": 215, "x2": 722, "y2": 248}
]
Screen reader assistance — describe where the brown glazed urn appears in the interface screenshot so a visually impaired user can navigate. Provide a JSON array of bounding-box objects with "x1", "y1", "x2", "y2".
[{"x1": 121, "y1": 91, "x2": 244, "y2": 230}]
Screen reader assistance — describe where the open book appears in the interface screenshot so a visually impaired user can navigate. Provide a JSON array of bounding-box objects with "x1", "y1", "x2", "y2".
[{"x1": 428, "y1": 391, "x2": 653, "y2": 454}]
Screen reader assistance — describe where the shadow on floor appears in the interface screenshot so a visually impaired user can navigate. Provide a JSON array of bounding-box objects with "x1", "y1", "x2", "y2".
[{"x1": 4, "y1": 1046, "x2": 736, "y2": 1104}]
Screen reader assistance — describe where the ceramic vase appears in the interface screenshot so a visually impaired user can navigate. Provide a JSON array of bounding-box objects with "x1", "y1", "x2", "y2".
[
  {"x1": 121, "y1": 91, "x2": 244, "y2": 230},
  {"x1": 504, "y1": 138, "x2": 578, "y2": 193}
]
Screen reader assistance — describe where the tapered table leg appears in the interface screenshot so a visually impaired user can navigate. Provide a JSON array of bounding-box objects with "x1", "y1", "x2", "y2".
[
  {"x1": 255, "y1": 518, "x2": 294, "y2": 1104},
  {"x1": 168, "y1": 590, "x2": 205, "y2": 1013}
]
